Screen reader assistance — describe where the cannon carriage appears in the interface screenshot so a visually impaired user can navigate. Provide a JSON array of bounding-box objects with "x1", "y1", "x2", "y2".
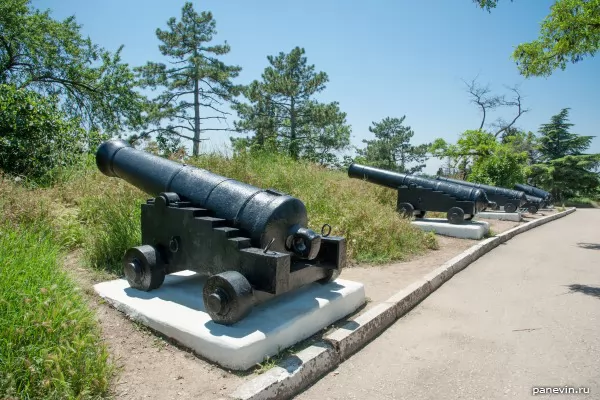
[
  {"x1": 96, "y1": 139, "x2": 345, "y2": 325},
  {"x1": 348, "y1": 164, "x2": 493, "y2": 224}
]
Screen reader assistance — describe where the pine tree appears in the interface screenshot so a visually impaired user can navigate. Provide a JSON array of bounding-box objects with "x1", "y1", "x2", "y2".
[
  {"x1": 357, "y1": 117, "x2": 429, "y2": 174},
  {"x1": 135, "y1": 3, "x2": 241, "y2": 155},
  {"x1": 530, "y1": 108, "x2": 600, "y2": 201},
  {"x1": 232, "y1": 47, "x2": 350, "y2": 162},
  {"x1": 538, "y1": 108, "x2": 593, "y2": 161}
]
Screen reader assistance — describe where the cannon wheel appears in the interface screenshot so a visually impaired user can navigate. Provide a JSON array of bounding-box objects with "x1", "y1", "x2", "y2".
[
  {"x1": 123, "y1": 245, "x2": 165, "y2": 291},
  {"x1": 319, "y1": 269, "x2": 341, "y2": 284},
  {"x1": 504, "y1": 203, "x2": 517, "y2": 213},
  {"x1": 527, "y1": 205, "x2": 538, "y2": 214},
  {"x1": 414, "y1": 210, "x2": 427, "y2": 219},
  {"x1": 398, "y1": 202, "x2": 415, "y2": 218},
  {"x1": 447, "y1": 207, "x2": 465, "y2": 225},
  {"x1": 203, "y1": 271, "x2": 254, "y2": 325}
]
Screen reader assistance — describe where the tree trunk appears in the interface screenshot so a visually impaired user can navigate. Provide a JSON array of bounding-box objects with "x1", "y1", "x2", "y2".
[
  {"x1": 289, "y1": 97, "x2": 298, "y2": 159},
  {"x1": 193, "y1": 78, "x2": 201, "y2": 156}
]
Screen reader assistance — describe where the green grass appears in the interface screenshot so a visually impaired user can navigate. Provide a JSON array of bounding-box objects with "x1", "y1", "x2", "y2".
[
  {"x1": 185, "y1": 150, "x2": 438, "y2": 263},
  {"x1": 563, "y1": 196, "x2": 600, "y2": 208},
  {"x1": 0, "y1": 224, "x2": 113, "y2": 399}
]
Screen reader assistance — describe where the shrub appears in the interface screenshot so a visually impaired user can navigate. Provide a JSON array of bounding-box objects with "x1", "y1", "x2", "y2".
[{"x1": 0, "y1": 84, "x2": 87, "y2": 184}]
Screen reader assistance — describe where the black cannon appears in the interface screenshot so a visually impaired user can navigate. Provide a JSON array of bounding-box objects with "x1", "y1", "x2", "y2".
[
  {"x1": 524, "y1": 194, "x2": 544, "y2": 214},
  {"x1": 515, "y1": 183, "x2": 552, "y2": 208},
  {"x1": 435, "y1": 177, "x2": 530, "y2": 213},
  {"x1": 96, "y1": 139, "x2": 345, "y2": 325},
  {"x1": 348, "y1": 164, "x2": 492, "y2": 224}
]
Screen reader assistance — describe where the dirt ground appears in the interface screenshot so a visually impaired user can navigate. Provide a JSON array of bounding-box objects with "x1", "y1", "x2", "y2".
[{"x1": 65, "y1": 209, "x2": 558, "y2": 400}]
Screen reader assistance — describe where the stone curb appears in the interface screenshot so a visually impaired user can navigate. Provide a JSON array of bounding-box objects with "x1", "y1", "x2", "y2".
[{"x1": 228, "y1": 208, "x2": 576, "y2": 400}]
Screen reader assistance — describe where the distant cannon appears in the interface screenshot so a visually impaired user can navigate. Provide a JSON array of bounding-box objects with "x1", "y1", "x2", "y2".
[
  {"x1": 348, "y1": 164, "x2": 492, "y2": 224},
  {"x1": 523, "y1": 194, "x2": 544, "y2": 214},
  {"x1": 96, "y1": 139, "x2": 346, "y2": 325},
  {"x1": 514, "y1": 184, "x2": 552, "y2": 208},
  {"x1": 435, "y1": 177, "x2": 530, "y2": 213}
]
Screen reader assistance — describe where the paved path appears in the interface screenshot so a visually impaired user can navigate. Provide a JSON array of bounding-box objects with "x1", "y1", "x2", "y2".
[{"x1": 298, "y1": 209, "x2": 600, "y2": 400}]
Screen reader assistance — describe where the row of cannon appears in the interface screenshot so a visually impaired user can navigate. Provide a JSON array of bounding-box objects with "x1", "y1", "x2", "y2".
[
  {"x1": 347, "y1": 163, "x2": 552, "y2": 223},
  {"x1": 95, "y1": 139, "x2": 552, "y2": 325}
]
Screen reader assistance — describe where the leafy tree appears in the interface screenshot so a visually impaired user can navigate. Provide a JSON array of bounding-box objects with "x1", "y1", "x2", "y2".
[
  {"x1": 529, "y1": 108, "x2": 600, "y2": 200},
  {"x1": 0, "y1": 84, "x2": 86, "y2": 182},
  {"x1": 135, "y1": 2, "x2": 242, "y2": 156},
  {"x1": 233, "y1": 47, "x2": 350, "y2": 161},
  {"x1": 473, "y1": 0, "x2": 600, "y2": 77},
  {"x1": 0, "y1": 0, "x2": 145, "y2": 135},
  {"x1": 356, "y1": 117, "x2": 429, "y2": 174},
  {"x1": 430, "y1": 129, "x2": 529, "y2": 187}
]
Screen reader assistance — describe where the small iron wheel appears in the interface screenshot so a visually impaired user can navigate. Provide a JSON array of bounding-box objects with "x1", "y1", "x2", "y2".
[
  {"x1": 398, "y1": 202, "x2": 415, "y2": 219},
  {"x1": 527, "y1": 205, "x2": 538, "y2": 214},
  {"x1": 446, "y1": 207, "x2": 465, "y2": 225},
  {"x1": 203, "y1": 271, "x2": 254, "y2": 325},
  {"x1": 414, "y1": 210, "x2": 427, "y2": 219},
  {"x1": 319, "y1": 268, "x2": 341, "y2": 284},
  {"x1": 504, "y1": 203, "x2": 517, "y2": 213},
  {"x1": 123, "y1": 245, "x2": 165, "y2": 291}
]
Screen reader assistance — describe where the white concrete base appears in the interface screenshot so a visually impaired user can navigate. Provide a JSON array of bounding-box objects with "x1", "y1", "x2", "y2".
[
  {"x1": 93, "y1": 271, "x2": 365, "y2": 371},
  {"x1": 476, "y1": 211, "x2": 522, "y2": 222},
  {"x1": 412, "y1": 218, "x2": 490, "y2": 240}
]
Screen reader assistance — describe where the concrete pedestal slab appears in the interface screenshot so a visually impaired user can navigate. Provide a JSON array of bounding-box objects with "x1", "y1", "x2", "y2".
[
  {"x1": 93, "y1": 271, "x2": 365, "y2": 370},
  {"x1": 476, "y1": 211, "x2": 522, "y2": 222},
  {"x1": 412, "y1": 218, "x2": 490, "y2": 240}
]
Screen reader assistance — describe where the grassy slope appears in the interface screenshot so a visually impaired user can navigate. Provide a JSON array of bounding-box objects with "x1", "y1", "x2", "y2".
[{"x1": 0, "y1": 150, "x2": 438, "y2": 398}]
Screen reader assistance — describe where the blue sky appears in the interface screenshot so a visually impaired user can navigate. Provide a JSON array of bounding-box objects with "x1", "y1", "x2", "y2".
[{"x1": 33, "y1": 0, "x2": 600, "y2": 173}]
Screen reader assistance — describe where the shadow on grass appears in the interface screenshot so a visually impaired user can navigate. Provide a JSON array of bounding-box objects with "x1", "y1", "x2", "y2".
[{"x1": 566, "y1": 284, "x2": 600, "y2": 299}]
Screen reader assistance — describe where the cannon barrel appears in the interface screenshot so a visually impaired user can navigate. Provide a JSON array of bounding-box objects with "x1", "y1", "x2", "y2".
[
  {"x1": 514, "y1": 183, "x2": 552, "y2": 205},
  {"x1": 348, "y1": 163, "x2": 490, "y2": 207},
  {"x1": 525, "y1": 194, "x2": 543, "y2": 205},
  {"x1": 96, "y1": 139, "x2": 320, "y2": 259},
  {"x1": 436, "y1": 176, "x2": 527, "y2": 207}
]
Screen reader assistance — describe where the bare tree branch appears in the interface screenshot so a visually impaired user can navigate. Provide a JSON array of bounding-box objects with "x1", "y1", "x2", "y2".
[
  {"x1": 494, "y1": 85, "x2": 530, "y2": 137},
  {"x1": 462, "y1": 76, "x2": 504, "y2": 130}
]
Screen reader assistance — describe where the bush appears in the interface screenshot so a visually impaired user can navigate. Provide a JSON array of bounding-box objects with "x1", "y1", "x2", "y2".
[
  {"x1": 0, "y1": 224, "x2": 112, "y2": 399},
  {"x1": 0, "y1": 84, "x2": 87, "y2": 184}
]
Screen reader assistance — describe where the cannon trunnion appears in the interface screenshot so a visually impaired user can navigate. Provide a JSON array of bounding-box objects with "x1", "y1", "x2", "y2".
[
  {"x1": 348, "y1": 164, "x2": 492, "y2": 224},
  {"x1": 435, "y1": 176, "x2": 531, "y2": 213},
  {"x1": 96, "y1": 139, "x2": 345, "y2": 325}
]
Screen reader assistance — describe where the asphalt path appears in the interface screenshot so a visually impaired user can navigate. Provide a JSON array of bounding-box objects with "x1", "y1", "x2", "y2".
[{"x1": 297, "y1": 209, "x2": 600, "y2": 400}]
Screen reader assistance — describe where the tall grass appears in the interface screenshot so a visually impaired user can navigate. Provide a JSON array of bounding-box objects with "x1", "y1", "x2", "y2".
[
  {"x1": 0, "y1": 224, "x2": 112, "y2": 399},
  {"x1": 2, "y1": 150, "x2": 439, "y2": 269},
  {"x1": 186, "y1": 150, "x2": 438, "y2": 262}
]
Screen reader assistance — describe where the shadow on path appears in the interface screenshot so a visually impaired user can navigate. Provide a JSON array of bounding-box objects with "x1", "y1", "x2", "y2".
[
  {"x1": 576, "y1": 242, "x2": 600, "y2": 250},
  {"x1": 566, "y1": 284, "x2": 600, "y2": 299}
]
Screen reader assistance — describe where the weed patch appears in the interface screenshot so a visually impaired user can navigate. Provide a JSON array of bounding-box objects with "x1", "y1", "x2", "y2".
[{"x1": 0, "y1": 224, "x2": 113, "y2": 399}]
